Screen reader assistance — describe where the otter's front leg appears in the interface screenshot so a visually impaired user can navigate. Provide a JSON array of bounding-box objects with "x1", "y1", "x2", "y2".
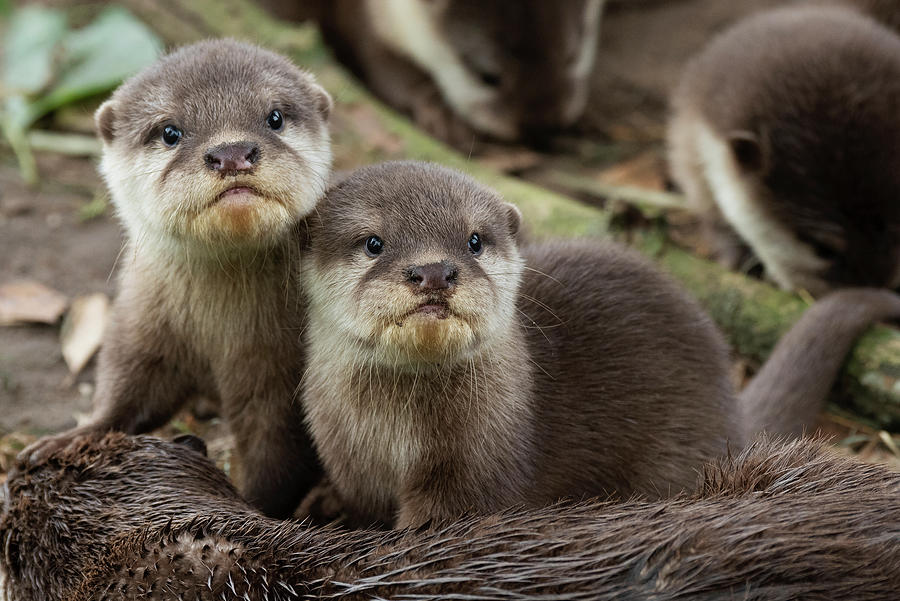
[
  {"x1": 228, "y1": 400, "x2": 322, "y2": 519},
  {"x1": 396, "y1": 460, "x2": 513, "y2": 529}
]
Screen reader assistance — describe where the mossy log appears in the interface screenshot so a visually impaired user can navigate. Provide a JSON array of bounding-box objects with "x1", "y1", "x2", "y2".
[{"x1": 120, "y1": 0, "x2": 900, "y2": 428}]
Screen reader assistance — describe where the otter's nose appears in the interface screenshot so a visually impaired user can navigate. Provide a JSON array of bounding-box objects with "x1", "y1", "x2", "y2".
[
  {"x1": 204, "y1": 141, "x2": 260, "y2": 173},
  {"x1": 406, "y1": 262, "x2": 458, "y2": 292}
]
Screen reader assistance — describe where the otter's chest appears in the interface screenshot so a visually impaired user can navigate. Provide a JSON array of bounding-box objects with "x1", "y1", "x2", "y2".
[
  {"x1": 306, "y1": 382, "x2": 426, "y2": 521},
  {"x1": 165, "y1": 272, "x2": 297, "y2": 358}
]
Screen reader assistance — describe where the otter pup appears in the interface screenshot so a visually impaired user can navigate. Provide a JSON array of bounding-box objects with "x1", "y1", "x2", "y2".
[
  {"x1": 668, "y1": 5, "x2": 900, "y2": 294},
  {"x1": 260, "y1": 0, "x2": 603, "y2": 144},
  {"x1": 301, "y1": 161, "x2": 900, "y2": 527},
  {"x1": 3, "y1": 432, "x2": 899, "y2": 600},
  {"x1": 22, "y1": 39, "x2": 333, "y2": 518}
]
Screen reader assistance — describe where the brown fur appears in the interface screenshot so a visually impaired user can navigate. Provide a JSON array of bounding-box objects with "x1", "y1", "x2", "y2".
[
  {"x1": 668, "y1": 5, "x2": 900, "y2": 294},
  {"x1": 260, "y1": 0, "x2": 602, "y2": 145},
  {"x1": 20, "y1": 39, "x2": 333, "y2": 518},
  {"x1": 837, "y1": 0, "x2": 900, "y2": 32},
  {"x1": 301, "y1": 162, "x2": 900, "y2": 528},
  {"x1": 3, "y1": 433, "x2": 899, "y2": 600}
]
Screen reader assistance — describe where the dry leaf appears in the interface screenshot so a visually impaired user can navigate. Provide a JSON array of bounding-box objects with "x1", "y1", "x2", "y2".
[
  {"x1": 0, "y1": 280, "x2": 68, "y2": 325},
  {"x1": 597, "y1": 151, "x2": 666, "y2": 191},
  {"x1": 478, "y1": 148, "x2": 544, "y2": 173},
  {"x1": 342, "y1": 103, "x2": 405, "y2": 155},
  {"x1": 60, "y1": 292, "x2": 109, "y2": 375}
]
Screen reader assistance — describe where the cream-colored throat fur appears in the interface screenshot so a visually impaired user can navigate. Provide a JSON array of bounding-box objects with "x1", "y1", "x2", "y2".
[{"x1": 695, "y1": 120, "x2": 828, "y2": 293}]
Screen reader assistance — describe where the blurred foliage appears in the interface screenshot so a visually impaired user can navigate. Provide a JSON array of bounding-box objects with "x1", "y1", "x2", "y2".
[{"x1": 0, "y1": 4, "x2": 162, "y2": 185}]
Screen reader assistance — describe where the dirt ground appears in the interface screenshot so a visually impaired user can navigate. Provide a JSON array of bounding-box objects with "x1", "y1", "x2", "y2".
[{"x1": 2, "y1": 0, "x2": 897, "y2": 475}]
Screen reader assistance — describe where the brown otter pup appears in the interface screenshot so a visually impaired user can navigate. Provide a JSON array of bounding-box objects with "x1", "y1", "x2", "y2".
[
  {"x1": 260, "y1": 0, "x2": 603, "y2": 145},
  {"x1": 668, "y1": 5, "x2": 900, "y2": 295},
  {"x1": 21, "y1": 39, "x2": 333, "y2": 518},
  {"x1": 301, "y1": 161, "x2": 900, "y2": 527},
  {"x1": 3, "y1": 432, "x2": 899, "y2": 600}
]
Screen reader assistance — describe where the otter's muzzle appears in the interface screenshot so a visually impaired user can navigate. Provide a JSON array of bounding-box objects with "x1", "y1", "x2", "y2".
[
  {"x1": 405, "y1": 261, "x2": 458, "y2": 293},
  {"x1": 204, "y1": 141, "x2": 260, "y2": 175}
]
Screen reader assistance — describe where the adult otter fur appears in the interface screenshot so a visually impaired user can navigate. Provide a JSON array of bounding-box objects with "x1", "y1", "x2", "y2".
[
  {"x1": 260, "y1": 0, "x2": 603, "y2": 145},
  {"x1": 301, "y1": 161, "x2": 900, "y2": 527},
  {"x1": 668, "y1": 5, "x2": 900, "y2": 294},
  {"x1": 3, "y1": 433, "x2": 899, "y2": 600},
  {"x1": 21, "y1": 39, "x2": 333, "y2": 518}
]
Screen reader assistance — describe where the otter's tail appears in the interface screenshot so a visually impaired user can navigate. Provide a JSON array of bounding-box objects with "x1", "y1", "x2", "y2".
[{"x1": 740, "y1": 288, "x2": 900, "y2": 438}]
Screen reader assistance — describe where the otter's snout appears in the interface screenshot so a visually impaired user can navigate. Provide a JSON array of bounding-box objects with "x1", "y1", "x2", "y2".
[
  {"x1": 406, "y1": 261, "x2": 458, "y2": 293},
  {"x1": 204, "y1": 141, "x2": 260, "y2": 174}
]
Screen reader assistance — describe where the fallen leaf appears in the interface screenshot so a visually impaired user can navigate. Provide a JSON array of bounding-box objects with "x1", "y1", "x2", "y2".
[
  {"x1": 478, "y1": 147, "x2": 544, "y2": 173},
  {"x1": 60, "y1": 292, "x2": 109, "y2": 375},
  {"x1": 0, "y1": 280, "x2": 68, "y2": 325},
  {"x1": 597, "y1": 150, "x2": 666, "y2": 191},
  {"x1": 342, "y1": 103, "x2": 405, "y2": 155}
]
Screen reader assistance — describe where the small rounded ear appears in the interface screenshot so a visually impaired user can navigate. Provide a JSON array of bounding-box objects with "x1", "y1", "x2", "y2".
[
  {"x1": 95, "y1": 100, "x2": 116, "y2": 144},
  {"x1": 504, "y1": 202, "x2": 522, "y2": 237},
  {"x1": 728, "y1": 130, "x2": 765, "y2": 173},
  {"x1": 172, "y1": 434, "x2": 208, "y2": 457},
  {"x1": 313, "y1": 84, "x2": 333, "y2": 121}
]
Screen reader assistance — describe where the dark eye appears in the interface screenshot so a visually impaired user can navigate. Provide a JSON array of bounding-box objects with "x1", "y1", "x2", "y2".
[
  {"x1": 267, "y1": 109, "x2": 284, "y2": 131},
  {"x1": 365, "y1": 235, "x2": 384, "y2": 257},
  {"x1": 468, "y1": 232, "x2": 483, "y2": 255},
  {"x1": 162, "y1": 125, "x2": 182, "y2": 147},
  {"x1": 478, "y1": 71, "x2": 501, "y2": 87}
]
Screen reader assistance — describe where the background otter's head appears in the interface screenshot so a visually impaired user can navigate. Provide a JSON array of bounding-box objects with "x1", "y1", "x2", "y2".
[
  {"x1": 305, "y1": 161, "x2": 524, "y2": 367},
  {"x1": 0, "y1": 433, "x2": 249, "y2": 601},
  {"x1": 96, "y1": 39, "x2": 332, "y2": 252},
  {"x1": 368, "y1": 0, "x2": 602, "y2": 140}
]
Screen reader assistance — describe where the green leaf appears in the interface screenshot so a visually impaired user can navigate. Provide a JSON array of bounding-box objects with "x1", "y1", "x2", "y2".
[
  {"x1": 33, "y1": 6, "x2": 163, "y2": 119},
  {"x1": 2, "y1": 5, "x2": 67, "y2": 96}
]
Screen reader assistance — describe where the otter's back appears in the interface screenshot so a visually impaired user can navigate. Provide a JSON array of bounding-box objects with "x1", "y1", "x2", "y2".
[{"x1": 519, "y1": 240, "x2": 739, "y2": 500}]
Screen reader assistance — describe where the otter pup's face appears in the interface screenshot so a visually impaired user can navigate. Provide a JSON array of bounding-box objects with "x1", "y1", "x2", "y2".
[
  {"x1": 306, "y1": 162, "x2": 523, "y2": 367},
  {"x1": 97, "y1": 39, "x2": 332, "y2": 251}
]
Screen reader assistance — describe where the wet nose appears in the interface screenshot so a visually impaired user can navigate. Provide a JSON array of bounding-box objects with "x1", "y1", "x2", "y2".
[
  {"x1": 406, "y1": 261, "x2": 458, "y2": 292},
  {"x1": 204, "y1": 141, "x2": 260, "y2": 173}
]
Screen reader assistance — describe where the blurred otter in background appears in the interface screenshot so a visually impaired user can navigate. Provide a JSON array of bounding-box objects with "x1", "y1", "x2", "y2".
[
  {"x1": 260, "y1": 0, "x2": 604, "y2": 146},
  {"x1": 668, "y1": 5, "x2": 900, "y2": 295}
]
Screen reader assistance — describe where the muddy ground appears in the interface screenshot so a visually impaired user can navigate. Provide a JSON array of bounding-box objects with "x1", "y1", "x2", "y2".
[{"x1": 2, "y1": 0, "x2": 897, "y2": 476}]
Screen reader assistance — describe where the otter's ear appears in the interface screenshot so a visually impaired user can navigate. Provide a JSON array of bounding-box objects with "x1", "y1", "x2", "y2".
[
  {"x1": 313, "y1": 84, "x2": 333, "y2": 121},
  {"x1": 95, "y1": 100, "x2": 116, "y2": 144},
  {"x1": 504, "y1": 202, "x2": 522, "y2": 237},
  {"x1": 727, "y1": 130, "x2": 766, "y2": 173},
  {"x1": 172, "y1": 434, "x2": 208, "y2": 457}
]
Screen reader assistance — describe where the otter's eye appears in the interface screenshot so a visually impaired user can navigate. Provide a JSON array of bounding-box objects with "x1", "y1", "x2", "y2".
[
  {"x1": 267, "y1": 109, "x2": 284, "y2": 131},
  {"x1": 365, "y1": 235, "x2": 384, "y2": 257},
  {"x1": 162, "y1": 125, "x2": 182, "y2": 147},
  {"x1": 468, "y1": 232, "x2": 483, "y2": 256},
  {"x1": 478, "y1": 71, "x2": 501, "y2": 87}
]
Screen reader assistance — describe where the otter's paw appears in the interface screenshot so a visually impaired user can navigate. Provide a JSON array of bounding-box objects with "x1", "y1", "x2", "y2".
[
  {"x1": 295, "y1": 476, "x2": 346, "y2": 525},
  {"x1": 410, "y1": 86, "x2": 483, "y2": 151},
  {"x1": 17, "y1": 425, "x2": 108, "y2": 467}
]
